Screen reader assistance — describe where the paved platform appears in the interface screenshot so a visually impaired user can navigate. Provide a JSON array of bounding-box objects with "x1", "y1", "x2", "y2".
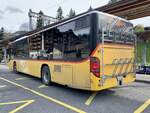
[
  {"x1": 136, "y1": 74, "x2": 150, "y2": 84},
  {"x1": 0, "y1": 64, "x2": 150, "y2": 113}
]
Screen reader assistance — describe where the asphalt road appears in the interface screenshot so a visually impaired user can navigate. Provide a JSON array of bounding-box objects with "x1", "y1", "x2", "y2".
[{"x1": 0, "y1": 64, "x2": 150, "y2": 113}]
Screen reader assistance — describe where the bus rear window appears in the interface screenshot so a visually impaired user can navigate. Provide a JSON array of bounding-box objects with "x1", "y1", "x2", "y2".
[{"x1": 98, "y1": 14, "x2": 134, "y2": 44}]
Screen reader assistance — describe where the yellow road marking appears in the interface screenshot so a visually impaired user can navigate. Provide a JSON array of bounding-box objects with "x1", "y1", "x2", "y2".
[
  {"x1": 38, "y1": 85, "x2": 48, "y2": 89},
  {"x1": 134, "y1": 99, "x2": 150, "y2": 113},
  {"x1": 0, "y1": 100, "x2": 35, "y2": 113},
  {"x1": 85, "y1": 92, "x2": 98, "y2": 106},
  {"x1": 0, "y1": 85, "x2": 7, "y2": 89},
  {"x1": 15, "y1": 77, "x2": 27, "y2": 81},
  {"x1": 0, "y1": 77, "x2": 86, "y2": 113}
]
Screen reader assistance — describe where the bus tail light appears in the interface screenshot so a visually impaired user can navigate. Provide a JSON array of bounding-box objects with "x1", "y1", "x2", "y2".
[{"x1": 90, "y1": 57, "x2": 100, "y2": 78}]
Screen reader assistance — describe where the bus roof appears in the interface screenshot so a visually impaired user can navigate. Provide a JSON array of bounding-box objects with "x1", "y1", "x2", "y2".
[{"x1": 9, "y1": 11, "x2": 132, "y2": 44}]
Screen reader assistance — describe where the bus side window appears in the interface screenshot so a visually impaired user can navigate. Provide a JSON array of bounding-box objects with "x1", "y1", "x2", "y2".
[
  {"x1": 12, "y1": 38, "x2": 29, "y2": 59},
  {"x1": 56, "y1": 17, "x2": 91, "y2": 61},
  {"x1": 43, "y1": 15, "x2": 91, "y2": 61}
]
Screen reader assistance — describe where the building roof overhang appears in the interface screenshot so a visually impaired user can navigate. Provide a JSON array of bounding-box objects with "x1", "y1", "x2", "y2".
[{"x1": 96, "y1": 0, "x2": 150, "y2": 20}]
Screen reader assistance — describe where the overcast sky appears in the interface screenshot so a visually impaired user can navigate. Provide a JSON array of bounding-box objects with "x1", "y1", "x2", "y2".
[{"x1": 0, "y1": 0, "x2": 149, "y2": 32}]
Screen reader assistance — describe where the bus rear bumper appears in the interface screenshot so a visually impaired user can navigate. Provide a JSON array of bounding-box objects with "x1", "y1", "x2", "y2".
[{"x1": 90, "y1": 73, "x2": 136, "y2": 91}]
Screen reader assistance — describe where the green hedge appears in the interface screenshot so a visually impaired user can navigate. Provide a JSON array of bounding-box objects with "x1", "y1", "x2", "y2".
[
  {"x1": 137, "y1": 40, "x2": 150, "y2": 66},
  {"x1": 137, "y1": 40, "x2": 144, "y2": 64},
  {"x1": 146, "y1": 42, "x2": 150, "y2": 65}
]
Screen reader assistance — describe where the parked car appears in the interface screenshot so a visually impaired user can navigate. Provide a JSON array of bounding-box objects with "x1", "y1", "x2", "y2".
[
  {"x1": 145, "y1": 66, "x2": 150, "y2": 74},
  {"x1": 137, "y1": 65, "x2": 150, "y2": 74}
]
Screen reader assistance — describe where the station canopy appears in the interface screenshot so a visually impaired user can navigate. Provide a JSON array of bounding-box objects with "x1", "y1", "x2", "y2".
[{"x1": 96, "y1": 0, "x2": 150, "y2": 20}]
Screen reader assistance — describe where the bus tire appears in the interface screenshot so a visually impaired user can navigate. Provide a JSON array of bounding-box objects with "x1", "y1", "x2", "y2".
[
  {"x1": 41, "y1": 66, "x2": 52, "y2": 85},
  {"x1": 13, "y1": 62, "x2": 17, "y2": 73}
]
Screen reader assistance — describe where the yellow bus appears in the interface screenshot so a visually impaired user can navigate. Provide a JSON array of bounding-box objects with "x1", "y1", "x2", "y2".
[{"x1": 8, "y1": 11, "x2": 136, "y2": 91}]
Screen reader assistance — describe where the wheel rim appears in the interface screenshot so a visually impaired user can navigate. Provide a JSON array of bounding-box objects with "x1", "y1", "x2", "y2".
[
  {"x1": 43, "y1": 71, "x2": 49, "y2": 83},
  {"x1": 13, "y1": 65, "x2": 16, "y2": 71}
]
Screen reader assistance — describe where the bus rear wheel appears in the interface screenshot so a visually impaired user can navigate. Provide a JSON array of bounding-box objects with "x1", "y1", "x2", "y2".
[{"x1": 41, "y1": 66, "x2": 52, "y2": 85}]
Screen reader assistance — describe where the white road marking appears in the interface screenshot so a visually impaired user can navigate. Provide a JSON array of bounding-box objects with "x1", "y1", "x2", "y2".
[{"x1": 0, "y1": 85, "x2": 7, "y2": 89}]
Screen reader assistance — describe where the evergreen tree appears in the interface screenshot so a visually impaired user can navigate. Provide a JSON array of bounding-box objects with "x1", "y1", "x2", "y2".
[
  {"x1": 0, "y1": 27, "x2": 4, "y2": 40},
  {"x1": 56, "y1": 6, "x2": 63, "y2": 21},
  {"x1": 36, "y1": 10, "x2": 44, "y2": 28},
  {"x1": 69, "y1": 8, "x2": 76, "y2": 18},
  {"x1": 73, "y1": 10, "x2": 76, "y2": 16},
  {"x1": 108, "y1": 0, "x2": 121, "y2": 4},
  {"x1": 0, "y1": 27, "x2": 4, "y2": 62},
  {"x1": 0, "y1": 47, "x2": 2, "y2": 62},
  {"x1": 88, "y1": 6, "x2": 93, "y2": 11}
]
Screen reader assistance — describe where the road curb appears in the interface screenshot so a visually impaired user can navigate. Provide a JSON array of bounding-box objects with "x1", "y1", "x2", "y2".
[{"x1": 135, "y1": 79, "x2": 150, "y2": 84}]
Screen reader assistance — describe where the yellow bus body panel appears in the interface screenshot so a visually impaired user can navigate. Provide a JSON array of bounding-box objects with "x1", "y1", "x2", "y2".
[
  {"x1": 8, "y1": 43, "x2": 135, "y2": 91},
  {"x1": 90, "y1": 43, "x2": 136, "y2": 91}
]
